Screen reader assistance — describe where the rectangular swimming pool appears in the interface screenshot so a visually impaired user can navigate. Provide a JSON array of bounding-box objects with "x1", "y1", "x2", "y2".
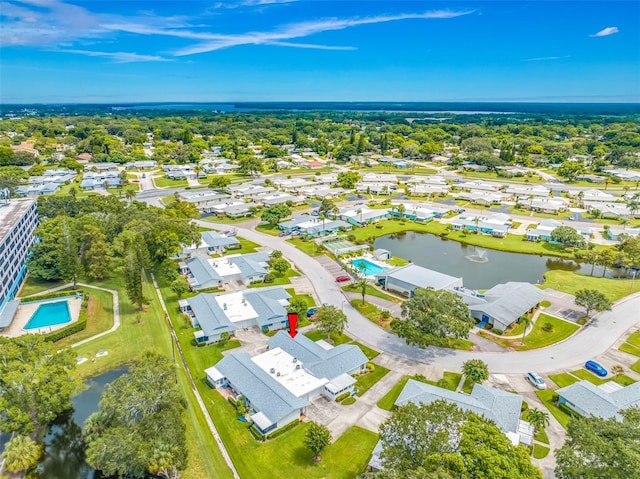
[
  {"x1": 352, "y1": 258, "x2": 388, "y2": 276},
  {"x1": 24, "y1": 301, "x2": 72, "y2": 330}
]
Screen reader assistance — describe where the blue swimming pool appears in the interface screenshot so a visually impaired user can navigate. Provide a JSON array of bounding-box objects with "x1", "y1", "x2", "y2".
[
  {"x1": 24, "y1": 301, "x2": 72, "y2": 330},
  {"x1": 352, "y1": 258, "x2": 388, "y2": 276}
]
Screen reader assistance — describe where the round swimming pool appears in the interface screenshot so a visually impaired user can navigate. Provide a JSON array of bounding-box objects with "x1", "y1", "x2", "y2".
[{"x1": 24, "y1": 301, "x2": 72, "y2": 330}]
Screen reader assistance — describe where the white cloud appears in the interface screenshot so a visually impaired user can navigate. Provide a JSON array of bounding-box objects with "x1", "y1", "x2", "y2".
[
  {"x1": 172, "y1": 10, "x2": 474, "y2": 56},
  {"x1": 57, "y1": 49, "x2": 171, "y2": 63},
  {"x1": 524, "y1": 55, "x2": 570, "y2": 61},
  {"x1": 264, "y1": 41, "x2": 356, "y2": 50},
  {"x1": 590, "y1": 26, "x2": 619, "y2": 37}
]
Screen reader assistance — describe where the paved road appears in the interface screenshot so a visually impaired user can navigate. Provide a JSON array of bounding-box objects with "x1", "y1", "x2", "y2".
[{"x1": 196, "y1": 219, "x2": 640, "y2": 374}]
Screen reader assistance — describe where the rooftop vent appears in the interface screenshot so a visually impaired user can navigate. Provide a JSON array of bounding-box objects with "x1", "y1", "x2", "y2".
[
  {"x1": 296, "y1": 364, "x2": 301, "y2": 370},
  {"x1": 292, "y1": 358, "x2": 297, "y2": 363},
  {"x1": 223, "y1": 303, "x2": 227, "y2": 310},
  {"x1": 276, "y1": 372, "x2": 281, "y2": 377},
  {"x1": 270, "y1": 368, "x2": 275, "y2": 374}
]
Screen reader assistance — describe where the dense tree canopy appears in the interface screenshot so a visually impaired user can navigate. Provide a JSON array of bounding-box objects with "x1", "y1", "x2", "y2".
[
  {"x1": 0, "y1": 335, "x2": 80, "y2": 435},
  {"x1": 370, "y1": 400, "x2": 541, "y2": 479},
  {"x1": 555, "y1": 407, "x2": 640, "y2": 479},
  {"x1": 83, "y1": 353, "x2": 187, "y2": 479},
  {"x1": 392, "y1": 287, "x2": 474, "y2": 348}
]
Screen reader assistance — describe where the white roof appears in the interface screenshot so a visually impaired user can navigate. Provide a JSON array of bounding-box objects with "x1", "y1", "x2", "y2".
[
  {"x1": 204, "y1": 365, "x2": 225, "y2": 382},
  {"x1": 325, "y1": 373, "x2": 356, "y2": 393},
  {"x1": 208, "y1": 257, "x2": 242, "y2": 277},
  {"x1": 251, "y1": 411, "x2": 274, "y2": 430},
  {"x1": 252, "y1": 348, "x2": 328, "y2": 398},
  {"x1": 215, "y1": 292, "x2": 259, "y2": 323}
]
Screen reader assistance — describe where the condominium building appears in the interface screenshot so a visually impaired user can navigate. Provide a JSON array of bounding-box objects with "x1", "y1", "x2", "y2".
[{"x1": 0, "y1": 197, "x2": 38, "y2": 326}]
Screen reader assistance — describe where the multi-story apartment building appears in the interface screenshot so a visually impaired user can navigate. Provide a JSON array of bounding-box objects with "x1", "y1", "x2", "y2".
[{"x1": 0, "y1": 197, "x2": 38, "y2": 321}]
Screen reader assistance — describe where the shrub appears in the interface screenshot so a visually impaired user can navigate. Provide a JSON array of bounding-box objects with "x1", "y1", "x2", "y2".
[
  {"x1": 577, "y1": 317, "x2": 588, "y2": 325},
  {"x1": 375, "y1": 224, "x2": 383, "y2": 229},
  {"x1": 43, "y1": 317, "x2": 87, "y2": 342},
  {"x1": 380, "y1": 310, "x2": 391, "y2": 320},
  {"x1": 347, "y1": 234, "x2": 356, "y2": 242},
  {"x1": 521, "y1": 401, "x2": 529, "y2": 412},
  {"x1": 266, "y1": 418, "x2": 300, "y2": 439},
  {"x1": 413, "y1": 374, "x2": 428, "y2": 383},
  {"x1": 248, "y1": 426, "x2": 265, "y2": 442},
  {"x1": 263, "y1": 273, "x2": 275, "y2": 283},
  {"x1": 493, "y1": 329, "x2": 504, "y2": 335},
  {"x1": 22, "y1": 289, "x2": 83, "y2": 303},
  {"x1": 542, "y1": 322, "x2": 554, "y2": 332},
  {"x1": 366, "y1": 362, "x2": 376, "y2": 372},
  {"x1": 342, "y1": 396, "x2": 356, "y2": 405}
]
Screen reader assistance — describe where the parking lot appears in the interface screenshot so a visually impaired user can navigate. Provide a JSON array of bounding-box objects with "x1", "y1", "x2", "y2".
[{"x1": 542, "y1": 289, "x2": 586, "y2": 322}]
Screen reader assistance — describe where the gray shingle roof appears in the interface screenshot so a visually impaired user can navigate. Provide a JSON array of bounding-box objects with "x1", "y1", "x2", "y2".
[
  {"x1": 377, "y1": 264, "x2": 461, "y2": 291},
  {"x1": 187, "y1": 293, "x2": 235, "y2": 336},
  {"x1": 184, "y1": 256, "x2": 224, "y2": 288},
  {"x1": 201, "y1": 231, "x2": 240, "y2": 248},
  {"x1": 267, "y1": 331, "x2": 367, "y2": 380},
  {"x1": 557, "y1": 380, "x2": 640, "y2": 419},
  {"x1": 244, "y1": 288, "x2": 290, "y2": 327},
  {"x1": 185, "y1": 253, "x2": 269, "y2": 288},
  {"x1": 466, "y1": 282, "x2": 545, "y2": 330},
  {"x1": 214, "y1": 352, "x2": 307, "y2": 425},
  {"x1": 395, "y1": 380, "x2": 522, "y2": 435}
]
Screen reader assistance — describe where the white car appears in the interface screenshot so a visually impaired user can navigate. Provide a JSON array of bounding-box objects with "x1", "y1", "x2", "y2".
[{"x1": 527, "y1": 372, "x2": 546, "y2": 390}]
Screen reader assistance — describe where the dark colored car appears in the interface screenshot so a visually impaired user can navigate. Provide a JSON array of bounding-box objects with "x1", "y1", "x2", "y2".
[
  {"x1": 306, "y1": 307, "x2": 319, "y2": 318},
  {"x1": 335, "y1": 275, "x2": 351, "y2": 283},
  {"x1": 585, "y1": 360, "x2": 608, "y2": 377}
]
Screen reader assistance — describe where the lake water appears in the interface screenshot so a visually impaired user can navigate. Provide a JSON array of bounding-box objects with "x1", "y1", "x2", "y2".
[
  {"x1": 35, "y1": 367, "x2": 128, "y2": 479},
  {"x1": 373, "y1": 231, "x2": 624, "y2": 290}
]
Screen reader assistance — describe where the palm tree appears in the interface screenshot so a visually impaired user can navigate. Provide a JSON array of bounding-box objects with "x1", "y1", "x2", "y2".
[
  {"x1": 2, "y1": 435, "x2": 43, "y2": 473},
  {"x1": 627, "y1": 197, "x2": 639, "y2": 220},
  {"x1": 194, "y1": 164, "x2": 203, "y2": 183},
  {"x1": 126, "y1": 189, "x2": 136, "y2": 202},
  {"x1": 473, "y1": 216, "x2": 480, "y2": 234},
  {"x1": 355, "y1": 278, "x2": 369, "y2": 305},
  {"x1": 521, "y1": 315, "x2": 532, "y2": 344},
  {"x1": 397, "y1": 203, "x2": 406, "y2": 219},
  {"x1": 356, "y1": 208, "x2": 363, "y2": 225},
  {"x1": 577, "y1": 191, "x2": 584, "y2": 209},
  {"x1": 526, "y1": 408, "x2": 550, "y2": 435}
]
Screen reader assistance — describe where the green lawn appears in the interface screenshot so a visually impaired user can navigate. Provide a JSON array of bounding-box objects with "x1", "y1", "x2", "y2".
[
  {"x1": 201, "y1": 214, "x2": 257, "y2": 224},
  {"x1": 571, "y1": 368, "x2": 607, "y2": 385},
  {"x1": 533, "y1": 427, "x2": 550, "y2": 445},
  {"x1": 200, "y1": 390, "x2": 378, "y2": 479},
  {"x1": 153, "y1": 176, "x2": 189, "y2": 188},
  {"x1": 515, "y1": 314, "x2": 579, "y2": 350},
  {"x1": 342, "y1": 283, "x2": 402, "y2": 303},
  {"x1": 352, "y1": 341, "x2": 380, "y2": 360},
  {"x1": 619, "y1": 342, "x2": 640, "y2": 357},
  {"x1": 611, "y1": 374, "x2": 637, "y2": 386},
  {"x1": 304, "y1": 330, "x2": 352, "y2": 345},
  {"x1": 536, "y1": 390, "x2": 572, "y2": 430},
  {"x1": 56, "y1": 287, "x2": 115, "y2": 348},
  {"x1": 541, "y1": 270, "x2": 640, "y2": 302},
  {"x1": 533, "y1": 444, "x2": 550, "y2": 459},
  {"x1": 461, "y1": 376, "x2": 475, "y2": 394},
  {"x1": 352, "y1": 300, "x2": 393, "y2": 330},
  {"x1": 285, "y1": 288, "x2": 316, "y2": 309},
  {"x1": 225, "y1": 237, "x2": 260, "y2": 255},
  {"x1": 549, "y1": 373, "x2": 580, "y2": 388},
  {"x1": 248, "y1": 268, "x2": 299, "y2": 288},
  {"x1": 355, "y1": 364, "x2": 390, "y2": 396},
  {"x1": 255, "y1": 224, "x2": 282, "y2": 236},
  {"x1": 287, "y1": 237, "x2": 324, "y2": 256},
  {"x1": 631, "y1": 359, "x2": 640, "y2": 375},
  {"x1": 626, "y1": 331, "x2": 640, "y2": 348},
  {"x1": 439, "y1": 372, "x2": 463, "y2": 391},
  {"x1": 377, "y1": 376, "x2": 411, "y2": 411}
]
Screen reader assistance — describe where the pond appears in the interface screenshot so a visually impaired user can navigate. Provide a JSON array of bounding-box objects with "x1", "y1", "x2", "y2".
[
  {"x1": 374, "y1": 231, "x2": 626, "y2": 290},
  {"x1": 35, "y1": 367, "x2": 128, "y2": 479}
]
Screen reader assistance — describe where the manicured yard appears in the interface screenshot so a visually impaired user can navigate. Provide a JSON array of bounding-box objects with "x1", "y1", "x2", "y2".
[
  {"x1": 619, "y1": 342, "x2": 640, "y2": 357},
  {"x1": 514, "y1": 314, "x2": 579, "y2": 350},
  {"x1": 533, "y1": 444, "x2": 550, "y2": 459},
  {"x1": 536, "y1": 390, "x2": 572, "y2": 430},
  {"x1": 287, "y1": 237, "x2": 324, "y2": 256},
  {"x1": 611, "y1": 374, "x2": 637, "y2": 386},
  {"x1": 225, "y1": 237, "x2": 261, "y2": 255},
  {"x1": 154, "y1": 176, "x2": 189, "y2": 188},
  {"x1": 56, "y1": 287, "x2": 115, "y2": 348},
  {"x1": 461, "y1": 376, "x2": 475, "y2": 394},
  {"x1": 355, "y1": 364, "x2": 390, "y2": 396},
  {"x1": 631, "y1": 359, "x2": 640, "y2": 375},
  {"x1": 439, "y1": 372, "x2": 464, "y2": 391},
  {"x1": 549, "y1": 372, "x2": 580, "y2": 388},
  {"x1": 541, "y1": 270, "x2": 640, "y2": 302},
  {"x1": 342, "y1": 283, "x2": 402, "y2": 303},
  {"x1": 352, "y1": 300, "x2": 393, "y2": 330},
  {"x1": 304, "y1": 330, "x2": 352, "y2": 345},
  {"x1": 352, "y1": 341, "x2": 380, "y2": 360},
  {"x1": 377, "y1": 376, "x2": 411, "y2": 411},
  {"x1": 626, "y1": 331, "x2": 640, "y2": 348},
  {"x1": 199, "y1": 390, "x2": 378, "y2": 479},
  {"x1": 533, "y1": 428, "x2": 550, "y2": 445},
  {"x1": 571, "y1": 368, "x2": 608, "y2": 385},
  {"x1": 376, "y1": 372, "x2": 461, "y2": 411},
  {"x1": 255, "y1": 223, "x2": 282, "y2": 236},
  {"x1": 248, "y1": 267, "x2": 299, "y2": 288}
]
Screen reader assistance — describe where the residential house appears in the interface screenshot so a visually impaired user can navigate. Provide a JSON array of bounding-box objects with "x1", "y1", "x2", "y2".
[
  {"x1": 390, "y1": 202, "x2": 449, "y2": 222},
  {"x1": 255, "y1": 192, "x2": 304, "y2": 207},
  {"x1": 521, "y1": 197, "x2": 569, "y2": 214},
  {"x1": 84, "y1": 162, "x2": 119, "y2": 172},
  {"x1": 178, "y1": 190, "x2": 232, "y2": 213},
  {"x1": 204, "y1": 331, "x2": 367, "y2": 434},
  {"x1": 606, "y1": 227, "x2": 640, "y2": 241},
  {"x1": 457, "y1": 191, "x2": 510, "y2": 206},
  {"x1": 180, "y1": 252, "x2": 270, "y2": 290},
  {"x1": 458, "y1": 180, "x2": 500, "y2": 192},
  {"x1": 271, "y1": 177, "x2": 315, "y2": 192},
  {"x1": 339, "y1": 206, "x2": 390, "y2": 226},
  {"x1": 126, "y1": 160, "x2": 157, "y2": 169},
  {"x1": 17, "y1": 169, "x2": 77, "y2": 196},
  {"x1": 297, "y1": 186, "x2": 344, "y2": 199},
  {"x1": 314, "y1": 173, "x2": 338, "y2": 186},
  {"x1": 355, "y1": 182, "x2": 396, "y2": 194},
  {"x1": 583, "y1": 201, "x2": 631, "y2": 219},
  {"x1": 375, "y1": 264, "x2": 463, "y2": 297},
  {"x1": 569, "y1": 189, "x2": 615, "y2": 203},
  {"x1": 227, "y1": 183, "x2": 277, "y2": 199},
  {"x1": 200, "y1": 231, "x2": 240, "y2": 254},
  {"x1": 525, "y1": 219, "x2": 591, "y2": 243},
  {"x1": 450, "y1": 213, "x2": 512, "y2": 237},
  {"x1": 505, "y1": 185, "x2": 550, "y2": 198},
  {"x1": 180, "y1": 287, "x2": 291, "y2": 343},
  {"x1": 458, "y1": 282, "x2": 544, "y2": 331},
  {"x1": 557, "y1": 380, "x2": 640, "y2": 419},
  {"x1": 80, "y1": 171, "x2": 123, "y2": 189},
  {"x1": 209, "y1": 201, "x2": 259, "y2": 218},
  {"x1": 278, "y1": 215, "x2": 351, "y2": 237},
  {"x1": 394, "y1": 379, "x2": 533, "y2": 446}
]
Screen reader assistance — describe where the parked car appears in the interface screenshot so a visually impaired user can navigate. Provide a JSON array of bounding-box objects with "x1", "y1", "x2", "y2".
[
  {"x1": 306, "y1": 307, "x2": 319, "y2": 318},
  {"x1": 454, "y1": 208, "x2": 465, "y2": 214},
  {"x1": 278, "y1": 231, "x2": 290, "y2": 237},
  {"x1": 527, "y1": 372, "x2": 547, "y2": 390},
  {"x1": 291, "y1": 230, "x2": 301, "y2": 236},
  {"x1": 335, "y1": 275, "x2": 351, "y2": 283},
  {"x1": 311, "y1": 210, "x2": 319, "y2": 216},
  {"x1": 585, "y1": 360, "x2": 608, "y2": 377}
]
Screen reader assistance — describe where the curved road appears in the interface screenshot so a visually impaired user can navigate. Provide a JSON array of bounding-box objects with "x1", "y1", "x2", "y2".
[{"x1": 196, "y1": 219, "x2": 640, "y2": 374}]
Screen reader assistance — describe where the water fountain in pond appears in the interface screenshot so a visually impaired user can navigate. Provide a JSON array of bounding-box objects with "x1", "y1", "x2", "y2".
[{"x1": 465, "y1": 247, "x2": 489, "y2": 263}]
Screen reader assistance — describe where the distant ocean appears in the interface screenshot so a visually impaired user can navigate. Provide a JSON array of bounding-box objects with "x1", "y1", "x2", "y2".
[
  {"x1": 107, "y1": 102, "x2": 640, "y2": 115},
  {"x1": 2, "y1": 101, "x2": 639, "y2": 116}
]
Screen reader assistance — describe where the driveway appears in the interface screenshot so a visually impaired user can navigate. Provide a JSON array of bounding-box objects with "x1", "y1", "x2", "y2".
[{"x1": 542, "y1": 289, "x2": 585, "y2": 322}]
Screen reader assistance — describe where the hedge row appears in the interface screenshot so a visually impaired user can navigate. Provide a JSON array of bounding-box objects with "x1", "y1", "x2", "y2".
[
  {"x1": 43, "y1": 317, "x2": 87, "y2": 342},
  {"x1": 22, "y1": 289, "x2": 84, "y2": 303},
  {"x1": 266, "y1": 418, "x2": 300, "y2": 440},
  {"x1": 336, "y1": 391, "x2": 352, "y2": 402}
]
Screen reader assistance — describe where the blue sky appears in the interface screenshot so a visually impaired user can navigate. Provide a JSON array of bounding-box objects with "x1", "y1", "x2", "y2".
[{"x1": 1, "y1": 1, "x2": 639, "y2": 103}]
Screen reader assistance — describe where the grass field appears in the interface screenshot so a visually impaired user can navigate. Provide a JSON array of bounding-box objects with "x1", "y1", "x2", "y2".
[
  {"x1": 255, "y1": 223, "x2": 282, "y2": 236},
  {"x1": 541, "y1": 270, "x2": 640, "y2": 302},
  {"x1": 153, "y1": 176, "x2": 189, "y2": 188},
  {"x1": 355, "y1": 364, "x2": 390, "y2": 396},
  {"x1": 304, "y1": 329, "x2": 352, "y2": 345},
  {"x1": 342, "y1": 283, "x2": 402, "y2": 303},
  {"x1": 56, "y1": 287, "x2": 115, "y2": 348},
  {"x1": 536, "y1": 390, "x2": 572, "y2": 430},
  {"x1": 549, "y1": 372, "x2": 580, "y2": 388},
  {"x1": 352, "y1": 300, "x2": 393, "y2": 330},
  {"x1": 619, "y1": 342, "x2": 640, "y2": 357},
  {"x1": 625, "y1": 331, "x2": 640, "y2": 348},
  {"x1": 630, "y1": 359, "x2": 640, "y2": 375},
  {"x1": 533, "y1": 444, "x2": 550, "y2": 459},
  {"x1": 611, "y1": 374, "x2": 637, "y2": 386},
  {"x1": 480, "y1": 314, "x2": 579, "y2": 351},
  {"x1": 287, "y1": 237, "x2": 324, "y2": 256},
  {"x1": 351, "y1": 341, "x2": 380, "y2": 360},
  {"x1": 226, "y1": 237, "x2": 261, "y2": 255},
  {"x1": 571, "y1": 369, "x2": 608, "y2": 385}
]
